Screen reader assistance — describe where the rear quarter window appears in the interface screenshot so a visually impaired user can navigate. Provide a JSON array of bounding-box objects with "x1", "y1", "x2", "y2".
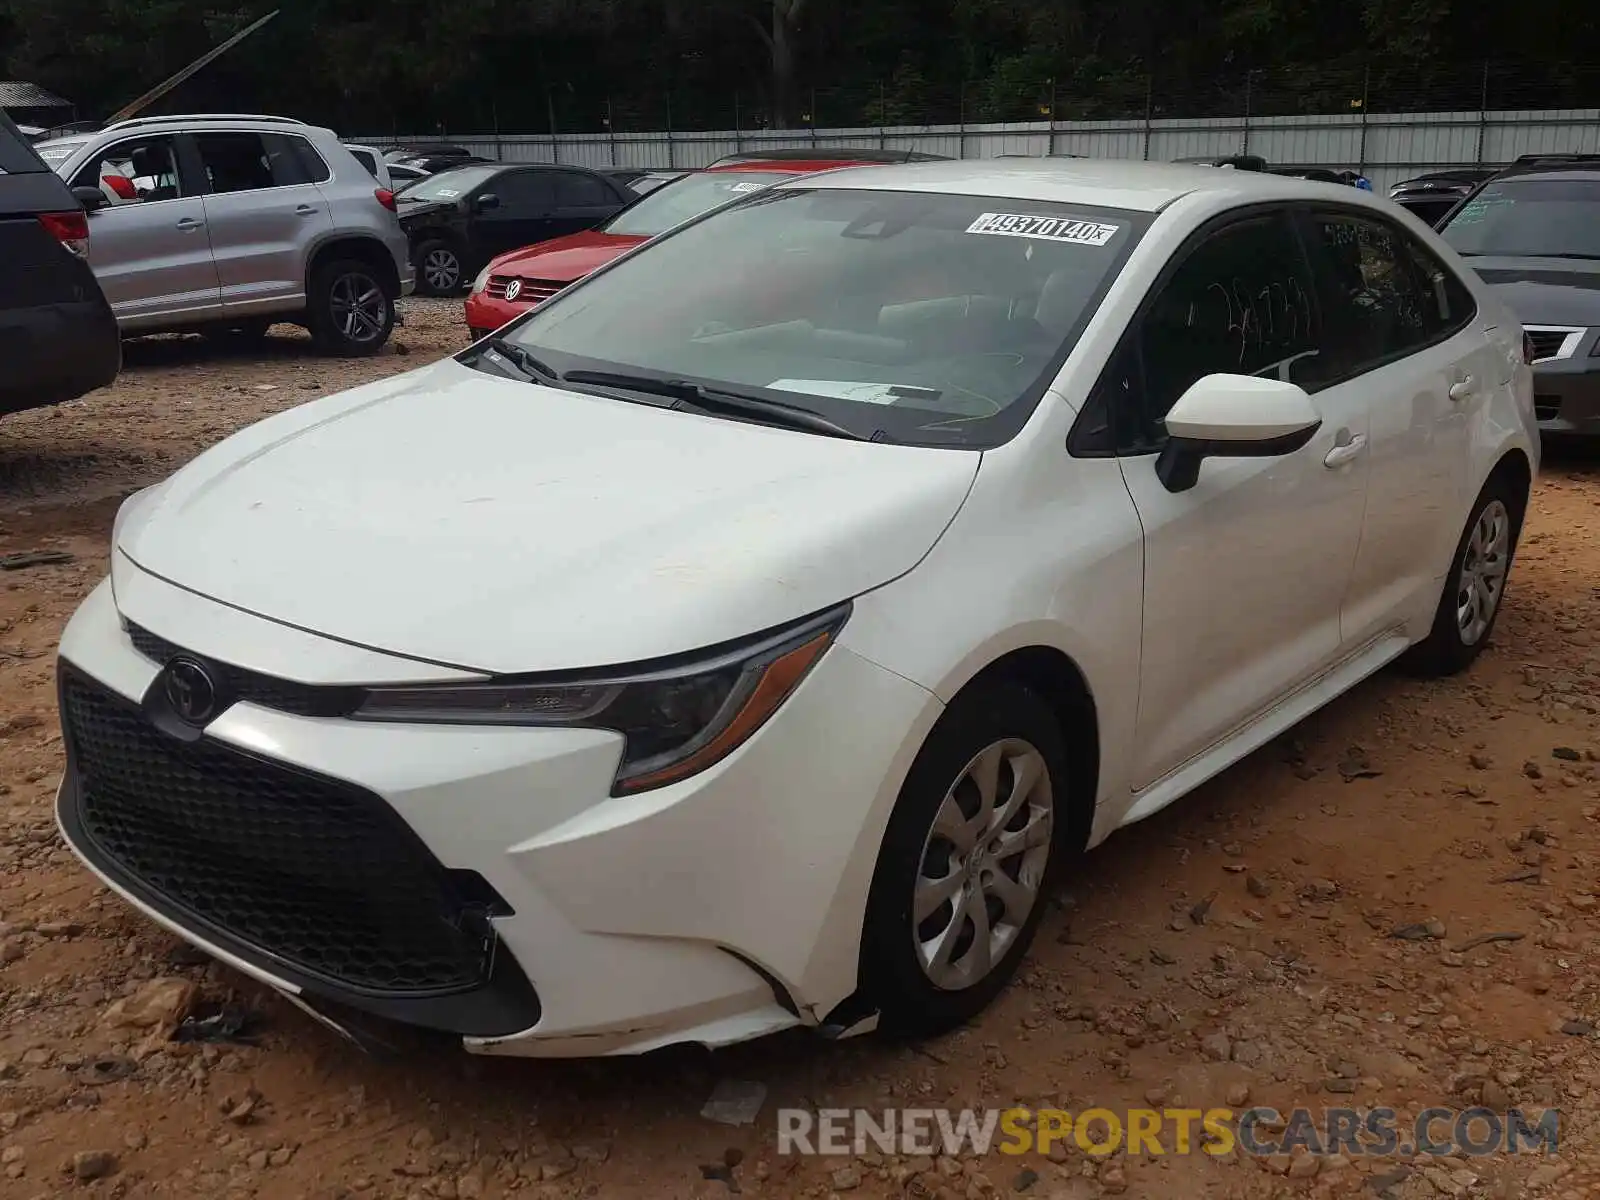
[{"x1": 275, "y1": 134, "x2": 331, "y2": 185}]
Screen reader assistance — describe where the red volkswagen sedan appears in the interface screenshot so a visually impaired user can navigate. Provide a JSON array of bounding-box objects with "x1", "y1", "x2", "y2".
[{"x1": 463, "y1": 158, "x2": 871, "y2": 338}]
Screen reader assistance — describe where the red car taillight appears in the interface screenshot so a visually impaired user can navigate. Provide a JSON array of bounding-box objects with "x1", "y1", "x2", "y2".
[
  {"x1": 375, "y1": 187, "x2": 396, "y2": 212},
  {"x1": 38, "y1": 210, "x2": 90, "y2": 259}
]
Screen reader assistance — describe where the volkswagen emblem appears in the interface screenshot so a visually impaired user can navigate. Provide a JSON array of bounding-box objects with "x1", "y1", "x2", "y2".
[
  {"x1": 163, "y1": 657, "x2": 220, "y2": 726},
  {"x1": 504, "y1": 278, "x2": 523, "y2": 302}
]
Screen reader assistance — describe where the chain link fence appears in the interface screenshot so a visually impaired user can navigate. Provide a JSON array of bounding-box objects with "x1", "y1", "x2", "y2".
[
  {"x1": 364, "y1": 61, "x2": 1600, "y2": 194},
  {"x1": 384, "y1": 62, "x2": 1600, "y2": 138}
]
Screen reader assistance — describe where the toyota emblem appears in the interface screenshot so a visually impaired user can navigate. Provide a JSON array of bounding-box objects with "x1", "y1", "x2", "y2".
[
  {"x1": 163, "y1": 657, "x2": 220, "y2": 726},
  {"x1": 504, "y1": 278, "x2": 523, "y2": 302}
]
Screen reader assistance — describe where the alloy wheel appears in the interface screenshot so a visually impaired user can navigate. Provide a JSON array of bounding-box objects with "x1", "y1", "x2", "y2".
[
  {"x1": 328, "y1": 271, "x2": 388, "y2": 345},
  {"x1": 913, "y1": 738, "x2": 1054, "y2": 991},
  {"x1": 1456, "y1": 498, "x2": 1510, "y2": 646},
  {"x1": 423, "y1": 248, "x2": 460, "y2": 292}
]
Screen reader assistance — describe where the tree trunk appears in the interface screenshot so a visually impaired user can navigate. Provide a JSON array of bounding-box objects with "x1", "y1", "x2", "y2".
[{"x1": 771, "y1": 1, "x2": 797, "y2": 128}]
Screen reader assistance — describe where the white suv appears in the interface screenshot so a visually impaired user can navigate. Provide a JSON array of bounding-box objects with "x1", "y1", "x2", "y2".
[{"x1": 33, "y1": 114, "x2": 415, "y2": 355}]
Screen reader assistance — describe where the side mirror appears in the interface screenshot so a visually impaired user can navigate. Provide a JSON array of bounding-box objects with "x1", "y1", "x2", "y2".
[
  {"x1": 1155, "y1": 374, "x2": 1322, "y2": 494},
  {"x1": 72, "y1": 185, "x2": 108, "y2": 212},
  {"x1": 474, "y1": 193, "x2": 500, "y2": 212}
]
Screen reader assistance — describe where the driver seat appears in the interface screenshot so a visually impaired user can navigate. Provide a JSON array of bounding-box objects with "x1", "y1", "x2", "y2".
[{"x1": 130, "y1": 146, "x2": 177, "y2": 201}]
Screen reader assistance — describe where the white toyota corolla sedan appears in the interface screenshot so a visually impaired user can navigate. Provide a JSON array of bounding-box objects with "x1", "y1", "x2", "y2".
[{"x1": 57, "y1": 160, "x2": 1537, "y2": 1058}]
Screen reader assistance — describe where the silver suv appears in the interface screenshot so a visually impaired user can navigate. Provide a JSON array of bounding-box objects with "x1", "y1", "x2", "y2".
[{"x1": 33, "y1": 114, "x2": 414, "y2": 355}]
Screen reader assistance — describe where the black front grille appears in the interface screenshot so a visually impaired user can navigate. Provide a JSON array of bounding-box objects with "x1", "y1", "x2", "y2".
[
  {"x1": 1527, "y1": 330, "x2": 1574, "y2": 362},
  {"x1": 61, "y1": 668, "x2": 498, "y2": 996},
  {"x1": 1535, "y1": 394, "x2": 1562, "y2": 421},
  {"x1": 126, "y1": 622, "x2": 359, "y2": 718}
]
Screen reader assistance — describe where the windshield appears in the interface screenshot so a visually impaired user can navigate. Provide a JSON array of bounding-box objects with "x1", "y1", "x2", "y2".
[
  {"x1": 398, "y1": 165, "x2": 499, "y2": 203},
  {"x1": 34, "y1": 138, "x2": 88, "y2": 169},
  {"x1": 502, "y1": 187, "x2": 1146, "y2": 447},
  {"x1": 604, "y1": 171, "x2": 796, "y2": 236},
  {"x1": 1439, "y1": 178, "x2": 1600, "y2": 258}
]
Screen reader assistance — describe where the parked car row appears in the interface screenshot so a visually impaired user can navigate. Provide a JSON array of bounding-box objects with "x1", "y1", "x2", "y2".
[
  {"x1": 396, "y1": 161, "x2": 637, "y2": 294},
  {"x1": 11, "y1": 104, "x2": 1596, "y2": 1067},
  {"x1": 462, "y1": 152, "x2": 930, "y2": 336},
  {"x1": 7, "y1": 108, "x2": 1597, "y2": 453}
]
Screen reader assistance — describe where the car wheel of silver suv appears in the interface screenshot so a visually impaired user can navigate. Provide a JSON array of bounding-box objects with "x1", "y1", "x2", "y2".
[{"x1": 308, "y1": 259, "x2": 395, "y2": 357}]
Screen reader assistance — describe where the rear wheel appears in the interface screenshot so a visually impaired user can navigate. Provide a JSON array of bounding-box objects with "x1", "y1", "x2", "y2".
[
  {"x1": 1403, "y1": 473, "x2": 1524, "y2": 677},
  {"x1": 415, "y1": 239, "x2": 464, "y2": 295},
  {"x1": 859, "y1": 682, "x2": 1067, "y2": 1038},
  {"x1": 307, "y1": 259, "x2": 394, "y2": 357}
]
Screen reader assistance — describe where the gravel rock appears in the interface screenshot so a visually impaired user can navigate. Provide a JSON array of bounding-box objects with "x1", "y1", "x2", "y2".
[
  {"x1": 100, "y1": 977, "x2": 197, "y2": 1034},
  {"x1": 70, "y1": 1150, "x2": 116, "y2": 1181}
]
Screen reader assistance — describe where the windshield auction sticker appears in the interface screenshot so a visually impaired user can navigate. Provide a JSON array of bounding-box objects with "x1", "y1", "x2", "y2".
[{"x1": 965, "y1": 212, "x2": 1120, "y2": 245}]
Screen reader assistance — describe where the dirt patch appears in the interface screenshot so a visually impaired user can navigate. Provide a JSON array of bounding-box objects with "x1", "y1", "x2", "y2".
[{"x1": 1, "y1": 311, "x2": 1598, "y2": 1198}]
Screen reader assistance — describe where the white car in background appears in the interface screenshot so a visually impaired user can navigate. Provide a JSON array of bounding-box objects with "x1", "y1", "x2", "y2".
[
  {"x1": 55, "y1": 160, "x2": 1537, "y2": 1058},
  {"x1": 344, "y1": 143, "x2": 431, "y2": 192}
]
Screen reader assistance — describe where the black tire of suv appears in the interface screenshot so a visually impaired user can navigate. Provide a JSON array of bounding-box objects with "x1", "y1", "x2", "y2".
[
  {"x1": 1401, "y1": 471, "x2": 1525, "y2": 678},
  {"x1": 307, "y1": 259, "x2": 395, "y2": 357},
  {"x1": 414, "y1": 239, "x2": 464, "y2": 295},
  {"x1": 858, "y1": 681, "x2": 1068, "y2": 1039}
]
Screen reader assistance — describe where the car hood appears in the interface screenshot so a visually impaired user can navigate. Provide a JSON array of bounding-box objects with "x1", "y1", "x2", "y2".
[
  {"x1": 488, "y1": 230, "x2": 648, "y2": 283},
  {"x1": 395, "y1": 197, "x2": 455, "y2": 225},
  {"x1": 115, "y1": 358, "x2": 979, "y2": 675},
  {"x1": 1468, "y1": 256, "x2": 1600, "y2": 326}
]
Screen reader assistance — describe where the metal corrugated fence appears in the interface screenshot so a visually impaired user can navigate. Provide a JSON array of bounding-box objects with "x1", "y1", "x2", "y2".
[{"x1": 362, "y1": 108, "x2": 1600, "y2": 194}]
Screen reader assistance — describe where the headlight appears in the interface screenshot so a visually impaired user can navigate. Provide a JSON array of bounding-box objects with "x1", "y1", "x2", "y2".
[
  {"x1": 470, "y1": 265, "x2": 492, "y2": 295},
  {"x1": 353, "y1": 604, "x2": 849, "y2": 794}
]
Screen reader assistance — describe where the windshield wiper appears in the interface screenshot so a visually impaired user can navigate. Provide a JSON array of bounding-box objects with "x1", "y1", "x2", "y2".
[
  {"x1": 471, "y1": 337, "x2": 561, "y2": 383},
  {"x1": 562, "y1": 369, "x2": 871, "y2": 440}
]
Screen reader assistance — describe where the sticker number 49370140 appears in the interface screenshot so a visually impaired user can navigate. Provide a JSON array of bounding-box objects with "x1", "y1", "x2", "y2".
[{"x1": 965, "y1": 212, "x2": 1120, "y2": 246}]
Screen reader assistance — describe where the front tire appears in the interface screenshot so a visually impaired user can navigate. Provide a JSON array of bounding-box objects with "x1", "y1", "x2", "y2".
[
  {"x1": 415, "y1": 239, "x2": 464, "y2": 295},
  {"x1": 307, "y1": 259, "x2": 394, "y2": 357},
  {"x1": 1403, "y1": 473, "x2": 1524, "y2": 677},
  {"x1": 860, "y1": 682, "x2": 1067, "y2": 1038}
]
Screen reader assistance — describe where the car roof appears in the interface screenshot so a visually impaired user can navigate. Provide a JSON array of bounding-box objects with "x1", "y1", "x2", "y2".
[
  {"x1": 780, "y1": 157, "x2": 1385, "y2": 213},
  {"x1": 704, "y1": 160, "x2": 864, "y2": 175},
  {"x1": 711, "y1": 148, "x2": 948, "y2": 166},
  {"x1": 477, "y1": 161, "x2": 609, "y2": 176},
  {"x1": 1493, "y1": 164, "x2": 1600, "y2": 183}
]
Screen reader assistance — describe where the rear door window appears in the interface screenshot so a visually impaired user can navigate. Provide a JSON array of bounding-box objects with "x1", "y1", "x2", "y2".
[
  {"x1": 552, "y1": 170, "x2": 617, "y2": 208},
  {"x1": 193, "y1": 131, "x2": 318, "y2": 193},
  {"x1": 1302, "y1": 211, "x2": 1444, "y2": 378}
]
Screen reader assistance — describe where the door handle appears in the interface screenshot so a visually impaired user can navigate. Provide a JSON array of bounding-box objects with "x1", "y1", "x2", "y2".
[
  {"x1": 294, "y1": 204, "x2": 317, "y2": 216},
  {"x1": 1323, "y1": 433, "x2": 1367, "y2": 469},
  {"x1": 1448, "y1": 375, "x2": 1476, "y2": 401},
  {"x1": 175, "y1": 217, "x2": 204, "y2": 231}
]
